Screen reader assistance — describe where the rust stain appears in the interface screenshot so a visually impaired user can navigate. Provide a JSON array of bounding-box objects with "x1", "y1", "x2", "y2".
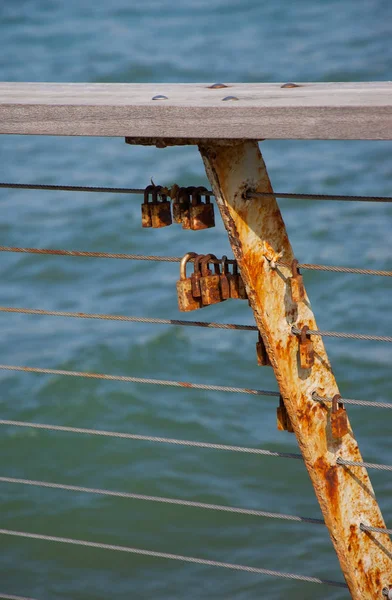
[
  {"x1": 200, "y1": 140, "x2": 392, "y2": 599},
  {"x1": 178, "y1": 381, "x2": 192, "y2": 388}
]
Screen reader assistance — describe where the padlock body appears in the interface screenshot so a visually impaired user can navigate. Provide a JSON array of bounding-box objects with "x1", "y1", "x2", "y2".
[
  {"x1": 230, "y1": 274, "x2": 248, "y2": 300},
  {"x1": 277, "y1": 405, "x2": 294, "y2": 432},
  {"x1": 220, "y1": 274, "x2": 231, "y2": 300},
  {"x1": 299, "y1": 339, "x2": 314, "y2": 369},
  {"x1": 176, "y1": 279, "x2": 202, "y2": 312},
  {"x1": 181, "y1": 203, "x2": 191, "y2": 229},
  {"x1": 172, "y1": 201, "x2": 183, "y2": 224},
  {"x1": 141, "y1": 203, "x2": 152, "y2": 228},
  {"x1": 256, "y1": 338, "x2": 271, "y2": 366},
  {"x1": 331, "y1": 407, "x2": 349, "y2": 438},
  {"x1": 200, "y1": 274, "x2": 222, "y2": 305},
  {"x1": 150, "y1": 202, "x2": 172, "y2": 228},
  {"x1": 191, "y1": 272, "x2": 202, "y2": 298},
  {"x1": 190, "y1": 202, "x2": 215, "y2": 230},
  {"x1": 291, "y1": 274, "x2": 304, "y2": 303}
]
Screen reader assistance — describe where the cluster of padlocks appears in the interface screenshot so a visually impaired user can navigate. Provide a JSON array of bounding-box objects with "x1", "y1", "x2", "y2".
[
  {"x1": 142, "y1": 184, "x2": 215, "y2": 230},
  {"x1": 176, "y1": 252, "x2": 247, "y2": 311}
]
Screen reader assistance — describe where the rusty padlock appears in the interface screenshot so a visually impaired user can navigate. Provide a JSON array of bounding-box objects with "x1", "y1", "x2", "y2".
[
  {"x1": 330, "y1": 394, "x2": 349, "y2": 439},
  {"x1": 150, "y1": 186, "x2": 172, "y2": 228},
  {"x1": 191, "y1": 254, "x2": 204, "y2": 299},
  {"x1": 200, "y1": 254, "x2": 224, "y2": 306},
  {"x1": 298, "y1": 325, "x2": 314, "y2": 369},
  {"x1": 256, "y1": 332, "x2": 271, "y2": 366},
  {"x1": 290, "y1": 259, "x2": 305, "y2": 303},
  {"x1": 190, "y1": 186, "x2": 215, "y2": 230},
  {"x1": 141, "y1": 184, "x2": 155, "y2": 228},
  {"x1": 176, "y1": 252, "x2": 202, "y2": 312},
  {"x1": 220, "y1": 256, "x2": 231, "y2": 300},
  {"x1": 230, "y1": 261, "x2": 248, "y2": 299},
  {"x1": 277, "y1": 396, "x2": 294, "y2": 432},
  {"x1": 170, "y1": 184, "x2": 182, "y2": 224},
  {"x1": 176, "y1": 187, "x2": 192, "y2": 229}
]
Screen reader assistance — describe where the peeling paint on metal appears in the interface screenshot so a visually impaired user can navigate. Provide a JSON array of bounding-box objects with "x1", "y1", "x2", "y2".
[{"x1": 199, "y1": 140, "x2": 392, "y2": 599}]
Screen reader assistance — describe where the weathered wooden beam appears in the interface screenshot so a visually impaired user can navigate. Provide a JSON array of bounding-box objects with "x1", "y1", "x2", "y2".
[
  {"x1": 0, "y1": 82, "x2": 391, "y2": 139},
  {"x1": 199, "y1": 140, "x2": 392, "y2": 599}
]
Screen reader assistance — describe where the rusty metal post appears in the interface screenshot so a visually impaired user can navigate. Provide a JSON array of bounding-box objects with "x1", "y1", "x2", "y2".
[{"x1": 199, "y1": 140, "x2": 392, "y2": 599}]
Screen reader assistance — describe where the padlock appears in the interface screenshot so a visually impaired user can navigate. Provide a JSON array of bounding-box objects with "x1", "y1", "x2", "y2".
[
  {"x1": 230, "y1": 262, "x2": 248, "y2": 299},
  {"x1": 256, "y1": 332, "x2": 271, "y2": 366},
  {"x1": 150, "y1": 186, "x2": 172, "y2": 228},
  {"x1": 190, "y1": 186, "x2": 215, "y2": 230},
  {"x1": 330, "y1": 394, "x2": 349, "y2": 439},
  {"x1": 191, "y1": 254, "x2": 204, "y2": 299},
  {"x1": 170, "y1": 184, "x2": 182, "y2": 224},
  {"x1": 220, "y1": 256, "x2": 231, "y2": 300},
  {"x1": 176, "y1": 252, "x2": 202, "y2": 312},
  {"x1": 200, "y1": 254, "x2": 224, "y2": 306},
  {"x1": 290, "y1": 259, "x2": 305, "y2": 303},
  {"x1": 298, "y1": 325, "x2": 314, "y2": 369},
  {"x1": 176, "y1": 187, "x2": 191, "y2": 229},
  {"x1": 277, "y1": 396, "x2": 294, "y2": 432},
  {"x1": 141, "y1": 184, "x2": 155, "y2": 228}
]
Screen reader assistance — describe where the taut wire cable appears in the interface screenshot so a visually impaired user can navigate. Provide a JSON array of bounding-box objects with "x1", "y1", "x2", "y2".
[
  {"x1": 292, "y1": 326, "x2": 392, "y2": 343},
  {"x1": 0, "y1": 307, "x2": 257, "y2": 331},
  {"x1": 360, "y1": 523, "x2": 392, "y2": 536},
  {"x1": 1, "y1": 181, "x2": 391, "y2": 203},
  {"x1": 0, "y1": 364, "x2": 280, "y2": 397},
  {"x1": 0, "y1": 475, "x2": 323, "y2": 525},
  {"x1": 0, "y1": 528, "x2": 348, "y2": 588},
  {"x1": 0, "y1": 245, "x2": 391, "y2": 277},
  {"x1": 0, "y1": 419, "x2": 302, "y2": 460}
]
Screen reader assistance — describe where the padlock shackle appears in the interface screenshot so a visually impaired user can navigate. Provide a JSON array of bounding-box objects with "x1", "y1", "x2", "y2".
[
  {"x1": 221, "y1": 255, "x2": 229, "y2": 275},
  {"x1": 300, "y1": 325, "x2": 310, "y2": 343},
  {"x1": 292, "y1": 258, "x2": 300, "y2": 277},
  {"x1": 157, "y1": 185, "x2": 169, "y2": 203},
  {"x1": 193, "y1": 254, "x2": 204, "y2": 275},
  {"x1": 332, "y1": 393, "x2": 343, "y2": 412},
  {"x1": 191, "y1": 186, "x2": 207, "y2": 207},
  {"x1": 180, "y1": 252, "x2": 197, "y2": 281},
  {"x1": 178, "y1": 187, "x2": 190, "y2": 204},
  {"x1": 201, "y1": 253, "x2": 220, "y2": 276},
  {"x1": 143, "y1": 184, "x2": 155, "y2": 204}
]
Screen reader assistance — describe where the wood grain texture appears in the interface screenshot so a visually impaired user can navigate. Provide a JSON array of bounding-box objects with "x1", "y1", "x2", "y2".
[
  {"x1": 200, "y1": 140, "x2": 392, "y2": 598},
  {"x1": 0, "y1": 82, "x2": 391, "y2": 139}
]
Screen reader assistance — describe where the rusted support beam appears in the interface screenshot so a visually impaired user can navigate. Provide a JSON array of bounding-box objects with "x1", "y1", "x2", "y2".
[{"x1": 199, "y1": 140, "x2": 392, "y2": 599}]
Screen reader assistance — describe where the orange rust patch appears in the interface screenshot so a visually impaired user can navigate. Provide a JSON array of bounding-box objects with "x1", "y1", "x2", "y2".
[
  {"x1": 179, "y1": 382, "x2": 192, "y2": 388},
  {"x1": 314, "y1": 456, "x2": 340, "y2": 509}
]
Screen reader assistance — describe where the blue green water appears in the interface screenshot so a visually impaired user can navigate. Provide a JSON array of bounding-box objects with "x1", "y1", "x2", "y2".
[{"x1": 0, "y1": 1, "x2": 391, "y2": 598}]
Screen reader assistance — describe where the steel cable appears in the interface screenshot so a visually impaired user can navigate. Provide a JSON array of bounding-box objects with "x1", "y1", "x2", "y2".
[
  {"x1": 292, "y1": 326, "x2": 392, "y2": 343},
  {"x1": 1, "y1": 306, "x2": 391, "y2": 349},
  {"x1": 0, "y1": 364, "x2": 280, "y2": 397},
  {"x1": 0, "y1": 528, "x2": 347, "y2": 588},
  {"x1": 278, "y1": 260, "x2": 392, "y2": 277},
  {"x1": 1, "y1": 181, "x2": 391, "y2": 204},
  {"x1": 0, "y1": 594, "x2": 38, "y2": 600},
  {"x1": 0, "y1": 475, "x2": 323, "y2": 525},
  {"x1": 360, "y1": 523, "x2": 392, "y2": 536},
  {"x1": 0, "y1": 306, "x2": 257, "y2": 331},
  {"x1": 248, "y1": 191, "x2": 392, "y2": 203},
  {"x1": 0, "y1": 419, "x2": 302, "y2": 460},
  {"x1": 0, "y1": 245, "x2": 390, "y2": 277},
  {"x1": 312, "y1": 391, "x2": 392, "y2": 410},
  {"x1": 0, "y1": 182, "x2": 146, "y2": 194},
  {"x1": 336, "y1": 457, "x2": 392, "y2": 472}
]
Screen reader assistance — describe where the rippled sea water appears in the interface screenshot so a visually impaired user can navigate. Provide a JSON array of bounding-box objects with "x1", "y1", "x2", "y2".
[{"x1": 0, "y1": 1, "x2": 391, "y2": 598}]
